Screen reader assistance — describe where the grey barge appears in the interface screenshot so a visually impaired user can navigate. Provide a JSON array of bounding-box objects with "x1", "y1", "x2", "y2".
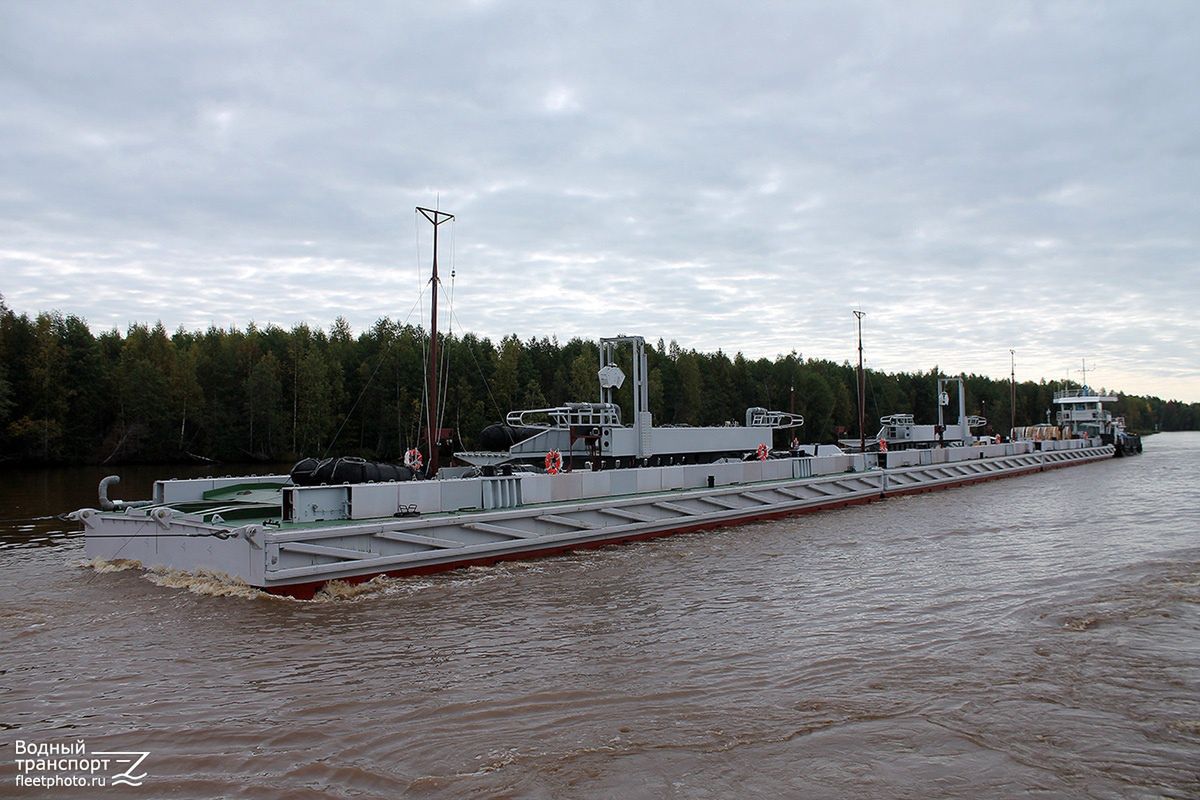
[
  {"x1": 75, "y1": 335, "x2": 1119, "y2": 599},
  {"x1": 75, "y1": 440, "x2": 1112, "y2": 599},
  {"x1": 73, "y1": 209, "x2": 1134, "y2": 597}
]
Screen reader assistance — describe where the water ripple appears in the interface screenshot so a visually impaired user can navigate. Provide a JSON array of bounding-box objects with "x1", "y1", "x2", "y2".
[{"x1": 1, "y1": 436, "x2": 1198, "y2": 797}]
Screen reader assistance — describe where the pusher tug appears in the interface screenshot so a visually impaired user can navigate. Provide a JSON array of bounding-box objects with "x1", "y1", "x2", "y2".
[{"x1": 72, "y1": 207, "x2": 1133, "y2": 599}]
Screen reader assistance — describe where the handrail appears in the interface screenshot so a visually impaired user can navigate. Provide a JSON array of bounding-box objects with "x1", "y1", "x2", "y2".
[
  {"x1": 1053, "y1": 388, "x2": 1116, "y2": 402},
  {"x1": 506, "y1": 402, "x2": 623, "y2": 429},
  {"x1": 746, "y1": 408, "x2": 804, "y2": 429}
]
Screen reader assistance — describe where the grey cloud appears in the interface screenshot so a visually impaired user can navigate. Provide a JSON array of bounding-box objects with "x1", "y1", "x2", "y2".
[{"x1": 1, "y1": 0, "x2": 1197, "y2": 400}]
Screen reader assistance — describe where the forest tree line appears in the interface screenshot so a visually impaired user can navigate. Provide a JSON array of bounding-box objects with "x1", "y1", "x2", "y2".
[{"x1": 1, "y1": 297, "x2": 1196, "y2": 465}]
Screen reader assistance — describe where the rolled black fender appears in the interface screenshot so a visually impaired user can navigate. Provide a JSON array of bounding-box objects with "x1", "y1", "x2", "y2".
[{"x1": 290, "y1": 457, "x2": 414, "y2": 485}]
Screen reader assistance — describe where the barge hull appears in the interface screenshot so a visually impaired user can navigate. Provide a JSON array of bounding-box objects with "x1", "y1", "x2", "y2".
[{"x1": 80, "y1": 444, "x2": 1115, "y2": 599}]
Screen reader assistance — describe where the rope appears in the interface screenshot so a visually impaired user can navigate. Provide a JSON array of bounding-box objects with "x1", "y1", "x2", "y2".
[
  {"x1": 75, "y1": 530, "x2": 242, "y2": 540},
  {"x1": 8, "y1": 511, "x2": 242, "y2": 539},
  {"x1": 322, "y1": 353, "x2": 386, "y2": 460},
  {"x1": 449, "y1": 305, "x2": 506, "y2": 422},
  {"x1": 415, "y1": 207, "x2": 426, "y2": 452},
  {"x1": 417, "y1": 321, "x2": 429, "y2": 453},
  {"x1": 436, "y1": 261, "x2": 455, "y2": 438},
  {"x1": 416, "y1": 209, "x2": 453, "y2": 454},
  {"x1": 73, "y1": 514, "x2": 247, "y2": 584},
  {"x1": 320, "y1": 289, "x2": 428, "y2": 459},
  {"x1": 864, "y1": 364, "x2": 881, "y2": 429}
]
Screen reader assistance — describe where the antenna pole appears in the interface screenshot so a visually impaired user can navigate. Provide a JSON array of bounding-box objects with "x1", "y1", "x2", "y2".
[
  {"x1": 417, "y1": 206, "x2": 455, "y2": 476},
  {"x1": 1009, "y1": 349, "x2": 1016, "y2": 435},
  {"x1": 853, "y1": 310, "x2": 866, "y2": 454}
]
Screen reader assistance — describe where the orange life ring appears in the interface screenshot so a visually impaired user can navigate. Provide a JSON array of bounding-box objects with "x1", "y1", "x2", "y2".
[
  {"x1": 403, "y1": 448, "x2": 423, "y2": 469},
  {"x1": 545, "y1": 449, "x2": 563, "y2": 475},
  {"x1": 756, "y1": 443, "x2": 770, "y2": 461},
  {"x1": 878, "y1": 438, "x2": 888, "y2": 452}
]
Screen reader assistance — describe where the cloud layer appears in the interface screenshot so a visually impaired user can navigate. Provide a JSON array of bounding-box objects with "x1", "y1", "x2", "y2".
[{"x1": 2, "y1": 1, "x2": 1197, "y2": 400}]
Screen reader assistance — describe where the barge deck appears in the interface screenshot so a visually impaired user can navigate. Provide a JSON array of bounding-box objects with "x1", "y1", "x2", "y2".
[{"x1": 76, "y1": 439, "x2": 1113, "y2": 599}]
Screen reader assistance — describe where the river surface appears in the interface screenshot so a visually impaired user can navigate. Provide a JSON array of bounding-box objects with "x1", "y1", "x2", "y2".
[{"x1": 1, "y1": 434, "x2": 1197, "y2": 798}]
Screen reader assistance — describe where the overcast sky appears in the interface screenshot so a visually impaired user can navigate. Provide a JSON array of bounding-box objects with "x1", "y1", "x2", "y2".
[{"x1": 2, "y1": 1, "x2": 1197, "y2": 401}]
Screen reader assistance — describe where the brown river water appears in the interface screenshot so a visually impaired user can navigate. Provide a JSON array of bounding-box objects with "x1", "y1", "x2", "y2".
[{"x1": 1, "y1": 433, "x2": 1198, "y2": 798}]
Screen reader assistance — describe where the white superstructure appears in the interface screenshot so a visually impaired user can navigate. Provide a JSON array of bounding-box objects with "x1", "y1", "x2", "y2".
[{"x1": 1051, "y1": 386, "x2": 1142, "y2": 456}]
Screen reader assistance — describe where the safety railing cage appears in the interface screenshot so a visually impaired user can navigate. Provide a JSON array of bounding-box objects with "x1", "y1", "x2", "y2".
[
  {"x1": 506, "y1": 402, "x2": 623, "y2": 429},
  {"x1": 746, "y1": 408, "x2": 805, "y2": 429}
]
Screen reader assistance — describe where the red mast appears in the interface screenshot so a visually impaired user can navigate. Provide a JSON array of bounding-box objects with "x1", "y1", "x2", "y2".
[{"x1": 416, "y1": 206, "x2": 454, "y2": 475}]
